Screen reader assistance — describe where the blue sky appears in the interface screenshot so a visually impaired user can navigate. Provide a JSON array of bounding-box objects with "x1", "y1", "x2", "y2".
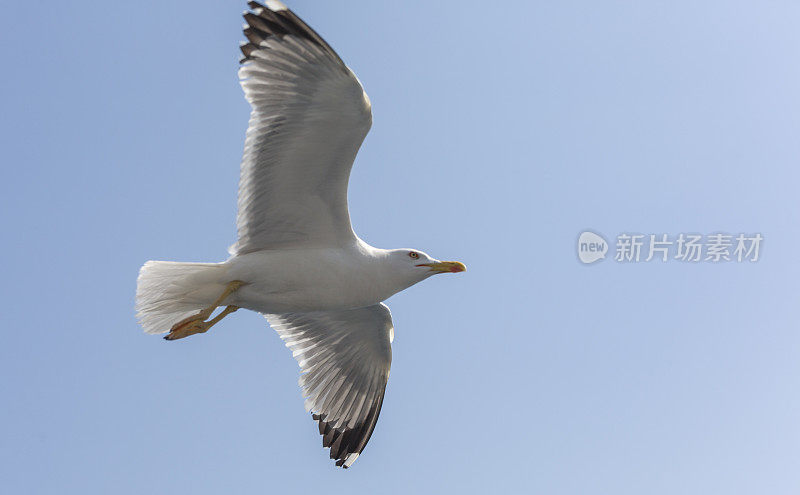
[{"x1": 2, "y1": 0, "x2": 799, "y2": 493}]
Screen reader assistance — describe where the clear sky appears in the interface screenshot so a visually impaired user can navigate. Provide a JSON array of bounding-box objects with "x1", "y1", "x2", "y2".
[{"x1": 2, "y1": 1, "x2": 799, "y2": 493}]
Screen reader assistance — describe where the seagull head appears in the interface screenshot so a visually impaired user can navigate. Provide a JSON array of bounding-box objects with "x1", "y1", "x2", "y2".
[{"x1": 388, "y1": 248, "x2": 466, "y2": 282}]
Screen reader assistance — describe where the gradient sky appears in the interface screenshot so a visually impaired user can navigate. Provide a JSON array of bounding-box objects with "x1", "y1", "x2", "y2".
[{"x1": 2, "y1": 1, "x2": 799, "y2": 493}]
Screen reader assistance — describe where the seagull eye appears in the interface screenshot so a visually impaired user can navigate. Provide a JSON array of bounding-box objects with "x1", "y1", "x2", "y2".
[{"x1": 408, "y1": 252, "x2": 419, "y2": 260}]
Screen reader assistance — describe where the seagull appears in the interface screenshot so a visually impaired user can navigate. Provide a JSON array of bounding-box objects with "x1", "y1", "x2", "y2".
[{"x1": 135, "y1": 0, "x2": 465, "y2": 468}]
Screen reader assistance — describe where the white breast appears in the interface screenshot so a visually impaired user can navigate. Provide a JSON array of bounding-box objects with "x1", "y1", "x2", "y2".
[{"x1": 225, "y1": 244, "x2": 398, "y2": 314}]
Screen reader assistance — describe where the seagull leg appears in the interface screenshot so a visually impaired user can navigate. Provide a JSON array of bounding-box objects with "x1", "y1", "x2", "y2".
[
  {"x1": 165, "y1": 305, "x2": 240, "y2": 340},
  {"x1": 164, "y1": 281, "x2": 244, "y2": 341}
]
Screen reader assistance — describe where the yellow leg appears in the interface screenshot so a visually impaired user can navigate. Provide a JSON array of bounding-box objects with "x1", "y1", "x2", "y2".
[
  {"x1": 165, "y1": 281, "x2": 244, "y2": 341},
  {"x1": 206, "y1": 305, "x2": 239, "y2": 328},
  {"x1": 164, "y1": 305, "x2": 239, "y2": 341}
]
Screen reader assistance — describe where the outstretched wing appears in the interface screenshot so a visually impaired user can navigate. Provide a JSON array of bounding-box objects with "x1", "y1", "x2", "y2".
[
  {"x1": 233, "y1": 1, "x2": 372, "y2": 255},
  {"x1": 266, "y1": 304, "x2": 393, "y2": 468}
]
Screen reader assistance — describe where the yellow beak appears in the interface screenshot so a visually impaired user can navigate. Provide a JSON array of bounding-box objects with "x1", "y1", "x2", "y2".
[{"x1": 417, "y1": 261, "x2": 467, "y2": 274}]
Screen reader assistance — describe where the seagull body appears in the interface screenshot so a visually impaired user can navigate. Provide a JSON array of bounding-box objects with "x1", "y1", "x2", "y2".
[
  {"x1": 228, "y1": 244, "x2": 444, "y2": 314},
  {"x1": 135, "y1": 0, "x2": 464, "y2": 468}
]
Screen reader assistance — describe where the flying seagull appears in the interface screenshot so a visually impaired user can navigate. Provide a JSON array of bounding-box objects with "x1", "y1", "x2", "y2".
[{"x1": 135, "y1": 0, "x2": 465, "y2": 468}]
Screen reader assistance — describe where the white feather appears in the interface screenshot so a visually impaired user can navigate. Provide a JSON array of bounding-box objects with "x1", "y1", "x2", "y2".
[
  {"x1": 232, "y1": 26, "x2": 371, "y2": 254},
  {"x1": 135, "y1": 261, "x2": 227, "y2": 334},
  {"x1": 266, "y1": 304, "x2": 392, "y2": 465}
]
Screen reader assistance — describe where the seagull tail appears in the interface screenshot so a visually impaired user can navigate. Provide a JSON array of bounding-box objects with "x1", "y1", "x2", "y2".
[{"x1": 135, "y1": 260, "x2": 227, "y2": 334}]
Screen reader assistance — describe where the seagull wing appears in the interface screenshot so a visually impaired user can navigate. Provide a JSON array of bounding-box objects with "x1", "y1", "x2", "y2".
[
  {"x1": 266, "y1": 303, "x2": 393, "y2": 468},
  {"x1": 233, "y1": 1, "x2": 372, "y2": 255}
]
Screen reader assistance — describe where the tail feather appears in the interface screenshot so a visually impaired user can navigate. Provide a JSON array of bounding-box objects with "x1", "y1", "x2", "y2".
[{"x1": 135, "y1": 261, "x2": 227, "y2": 334}]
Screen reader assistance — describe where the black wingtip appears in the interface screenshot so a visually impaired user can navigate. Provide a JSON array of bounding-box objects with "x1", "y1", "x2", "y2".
[
  {"x1": 311, "y1": 395, "x2": 384, "y2": 468},
  {"x1": 239, "y1": 0, "x2": 344, "y2": 66}
]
